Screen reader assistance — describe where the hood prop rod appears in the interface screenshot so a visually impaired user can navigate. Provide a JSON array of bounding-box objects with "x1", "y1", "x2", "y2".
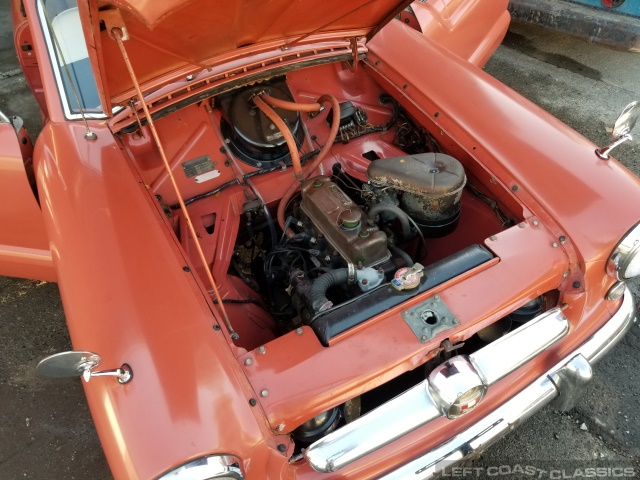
[{"x1": 111, "y1": 27, "x2": 239, "y2": 341}]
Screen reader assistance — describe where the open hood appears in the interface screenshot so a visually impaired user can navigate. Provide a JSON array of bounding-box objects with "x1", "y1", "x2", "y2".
[{"x1": 78, "y1": 0, "x2": 410, "y2": 113}]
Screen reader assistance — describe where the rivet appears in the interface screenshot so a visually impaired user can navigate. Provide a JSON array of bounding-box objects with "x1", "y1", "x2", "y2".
[
  {"x1": 244, "y1": 358, "x2": 253, "y2": 366},
  {"x1": 186, "y1": 74, "x2": 195, "y2": 81},
  {"x1": 562, "y1": 271, "x2": 569, "y2": 278},
  {"x1": 434, "y1": 294, "x2": 440, "y2": 300},
  {"x1": 212, "y1": 324, "x2": 221, "y2": 331},
  {"x1": 277, "y1": 444, "x2": 287, "y2": 452},
  {"x1": 261, "y1": 389, "x2": 269, "y2": 397},
  {"x1": 276, "y1": 423, "x2": 285, "y2": 431},
  {"x1": 249, "y1": 398, "x2": 257, "y2": 406},
  {"x1": 573, "y1": 281, "x2": 581, "y2": 289},
  {"x1": 532, "y1": 220, "x2": 539, "y2": 226},
  {"x1": 258, "y1": 346, "x2": 266, "y2": 354},
  {"x1": 403, "y1": 84, "x2": 408, "y2": 89},
  {"x1": 183, "y1": 266, "x2": 191, "y2": 272},
  {"x1": 434, "y1": 112, "x2": 440, "y2": 118},
  {"x1": 552, "y1": 242, "x2": 558, "y2": 248},
  {"x1": 559, "y1": 235, "x2": 567, "y2": 243},
  {"x1": 489, "y1": 235, "x2": 497, "y2": 241},
  {"x1": 511, "y1": 185, "x2": 519, "y2": 192},
  {"x1": 518, "y1": 222, "x2": 526, "y2": 228},
  {"x1": 296, "y1": 327, "x2": 303, "y2": 335},
  {"x1": 421, "y1": 335, "x2": 428, "y2": 342},
  {"x1": 375, "y1": 60, "x2": 380, "y2": 65}
]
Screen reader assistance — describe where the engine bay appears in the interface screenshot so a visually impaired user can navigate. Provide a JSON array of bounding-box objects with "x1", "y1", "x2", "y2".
[{"x1": 117, "y1": 60, "x2": 561, "y2": 446}]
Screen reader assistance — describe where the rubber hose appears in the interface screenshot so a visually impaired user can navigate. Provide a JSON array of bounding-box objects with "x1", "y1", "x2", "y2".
[
  {"x1": 310, "y1": 268, "x2": 349, "y2": 313},
  {"x1": 277, "y1": 94, "x2": 341, "y2": 237},
  {"x1": 389, "y1": 244, "x2": 414, "y2": 267},
  {"x1": 368, "y1": 203, "x2": 412, "y2": 239},
  {"x1": 261, "y1": 93, "x2": 322, "y2": 112}
]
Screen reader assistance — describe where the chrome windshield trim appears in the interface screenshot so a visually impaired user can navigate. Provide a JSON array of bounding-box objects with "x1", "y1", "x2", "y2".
[
  {"x1": 0, "y1": 110, "x2": 10, "y2": 123},
  {"x1": 306, "y1": 306, "x2": 571, "y2": 472},
  {"x1": 380, "y1": 288, "x2": 636, "y2": 479}
]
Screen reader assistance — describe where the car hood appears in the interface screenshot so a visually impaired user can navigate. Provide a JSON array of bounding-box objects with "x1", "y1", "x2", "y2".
[{"x1": 79, "y1": 0, "x2": 410, "y2": 113}]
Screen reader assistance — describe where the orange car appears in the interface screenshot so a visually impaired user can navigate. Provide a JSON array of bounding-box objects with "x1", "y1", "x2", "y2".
[{"x1": 2, "y1": 1, "x2": 639, "y2": 479}]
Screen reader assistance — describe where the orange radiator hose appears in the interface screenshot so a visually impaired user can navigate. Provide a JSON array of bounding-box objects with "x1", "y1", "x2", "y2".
[
  {"x1": 275, "y1": 94, "x2": 341, "y2": 237},
  {"x1": 260, "y1": 93, "x2": 322, "y2": 113},
  {"x1": 253, "y1": 95, "x2": 304, "y2": 180}
]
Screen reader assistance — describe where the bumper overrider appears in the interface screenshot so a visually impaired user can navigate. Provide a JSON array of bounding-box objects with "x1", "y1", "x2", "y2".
[{"x1": 305, "y1": 288, "x2": 637, "y2": 478}]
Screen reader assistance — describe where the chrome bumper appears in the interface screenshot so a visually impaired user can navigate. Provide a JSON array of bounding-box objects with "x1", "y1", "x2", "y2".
[{"x1": 305, "y1": 288, "x2": 636, "y2": 478}]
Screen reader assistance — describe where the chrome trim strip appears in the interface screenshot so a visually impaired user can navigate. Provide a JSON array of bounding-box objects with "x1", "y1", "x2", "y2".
[
  {"x1": 469, "y1": 307, "x2": 569, "y2": 385},
  {"x1": 380, "y1": 288, "x2": 636, "y2": 479},
  {"x1": 0, "y1": 110, "x2": 10, "y2": 124},
  {"x1": 306, "y1": 307, "x2": 571, "y2": 472}
]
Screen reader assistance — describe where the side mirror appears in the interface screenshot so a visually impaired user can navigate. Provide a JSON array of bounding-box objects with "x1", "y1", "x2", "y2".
[
  {"x1": 36, "y1": 351, "x2": 133, "y2": 384},
  {"x1": 596, "y1": 101, "x2": 640, "y2": 159}
]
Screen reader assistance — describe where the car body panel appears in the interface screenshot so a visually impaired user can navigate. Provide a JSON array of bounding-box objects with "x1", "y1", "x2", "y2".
[
  {"x1": 77, "y1": 0, "x2": 411, "y2": 112},
  {"x1": 0, "y1": 118, "x2": 54, "y2": 281},
  {"x1": 405, "y1": 0, "x2": 511, "y2": 67}
]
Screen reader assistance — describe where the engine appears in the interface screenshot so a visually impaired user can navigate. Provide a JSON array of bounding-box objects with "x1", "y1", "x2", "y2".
[{"x1": 222, "y1": 81, "x2": 468, "y2": 341}]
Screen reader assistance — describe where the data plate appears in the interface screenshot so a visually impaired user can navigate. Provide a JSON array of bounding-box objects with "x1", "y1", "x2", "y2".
[
  {"x1": 182, "y1": 155, "x2": 216, "y2": 178},
  {"x1": 401, "y1": 294, "x2": 459, "y2": 343}
]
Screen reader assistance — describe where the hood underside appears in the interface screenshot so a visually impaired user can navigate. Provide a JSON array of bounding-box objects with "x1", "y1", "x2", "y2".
[{"x1": 79, "y1": 0, "x2": 409, "y2": 112}]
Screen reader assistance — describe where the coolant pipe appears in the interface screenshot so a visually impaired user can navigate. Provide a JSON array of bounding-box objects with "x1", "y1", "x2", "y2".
[
  {"x1": 279, "y1": 95, "x2": 340, "y2": 237},
  {"x1": 261, "y1": 93, "x2": 322, "y2": 112},
  {"x1": 253, "y1": 95, "x2": 304, "y2": 180},
  {"x1": 368, "y1": 203, "x2": 412, "y2": 239},
  {"x1": 310, "y1": 268, "x2": 350, "y2": 313}
]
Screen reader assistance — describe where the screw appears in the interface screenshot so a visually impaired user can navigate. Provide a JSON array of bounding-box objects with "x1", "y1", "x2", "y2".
[
  {"x1": 244, "y1": 358, "x2": 253, "y2": 366},
  {"x1": 186, "y1": 74, "x2": 194, "y2": 81},
  {"x1": 434, "y1": 112, "x2": 440, "y2": 118},
  {"x1": 573, "y1": 281, "x2": 581, "y2": 288},
  {"x1": 421, "y1": 335, "x2": 428, "y2": 342},
  {"x1": 511, "y1": 185, "x2": 519, "y2": 192},
  {"x1": 403, "y1": 84, "x2": 408, "y2": 89},
  {"x1": 276, "y1": 423, "x2": 285, "y2": 431},
  {"x1": 269, "y1": 123, "x2": 276, "y2": 130},
  {"x1": 249, "y1": 398, "x2": 257, "y2": 406},
  {"x1": 361, "y1": 278, "x2": 369, "y2": 285},
  {"x1": 212, "y1": 325, "x2": 221, "y2": 331},
  {"x1": 375, "y1": 60, "x2": 380, "y2": 65},
  {"x1": 563, "y1": 271, "x2": 569, "y2": 278},
  {"x1": 552, "y1": 242, "x2": 558, "y2": 248},
  {"x1": 489, "y1": 235, "x2": 497, "y2": 241},
  {"x1": 183, "y1": 266, "x2": 191, "y2": 272},
  {"x1": 434, "y1": 294, "x2": 440, "y2": 300},
  {"x1": 532, "y1": 220, "x2": 539, "y2": 226},
  {"x1": 258, "y1": 346, "x2": 266, "y2": 354},
  {"x1": 296, "y1": 327, "x2": 303, "y2": 335},
  {"x1": 559, "y1": 236, "x2": 566, "y2": 243},
  {"x1": 277, "y1": 444, "x2": 287, "y2": 452},
  {"x1": 261, "y1": 389, "x2": 269, "y2": 397},
  {"x1": 518, "y1": 222, "x2": 526, "y2": 228}
]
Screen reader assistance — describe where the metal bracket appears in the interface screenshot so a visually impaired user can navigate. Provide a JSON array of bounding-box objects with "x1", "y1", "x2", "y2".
[
  {"x1": 100, "y1": 8, "x2": 129, "y2": 41},
  {"x1": 349, "y1": 37, "x2": 359, "y2": 72},
  {"x1": 401, "y1": 294, "x2": 459, "y2": 343}
]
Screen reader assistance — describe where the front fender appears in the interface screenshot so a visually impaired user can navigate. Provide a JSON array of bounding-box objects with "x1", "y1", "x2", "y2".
[{"x1": 33, "y1": 121, "x2": 279, "y2": 479}]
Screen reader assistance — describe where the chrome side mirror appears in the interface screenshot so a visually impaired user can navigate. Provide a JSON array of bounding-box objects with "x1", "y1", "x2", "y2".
[
  {"x1": 596, "y1": 101, "x2": 640, "y2": 159},
  {"x1": 36, "y1": 351, "x2": 133, "y2": 384}
]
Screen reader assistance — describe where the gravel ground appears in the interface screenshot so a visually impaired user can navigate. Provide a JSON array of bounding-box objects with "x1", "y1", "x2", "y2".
[{"x1": 0, "y1": 7, "x2": 638, "y2": 480}]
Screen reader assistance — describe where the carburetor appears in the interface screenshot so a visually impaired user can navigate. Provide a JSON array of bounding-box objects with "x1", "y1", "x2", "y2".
[{"x1": 299, "y1": 176, "x2": 390, "y2": 268}]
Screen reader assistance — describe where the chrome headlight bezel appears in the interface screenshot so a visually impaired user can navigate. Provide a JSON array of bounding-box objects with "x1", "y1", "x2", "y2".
[
  {"x1": 156, "y1": 454, "x2": 244, "y2": 480},
  {"x1": 607, "y1": 221, "x2": 640, "y2": 280}
]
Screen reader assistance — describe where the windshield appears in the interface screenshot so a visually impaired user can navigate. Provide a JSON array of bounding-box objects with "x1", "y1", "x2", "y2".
[{"x1": 38, "y1": 0, "x2": 102, "y2": 116}]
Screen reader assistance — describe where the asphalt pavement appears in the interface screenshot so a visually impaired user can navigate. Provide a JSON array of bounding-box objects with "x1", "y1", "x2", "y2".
[{"x1": 0, "y1": 7, "x2": 638, "y2": 480}]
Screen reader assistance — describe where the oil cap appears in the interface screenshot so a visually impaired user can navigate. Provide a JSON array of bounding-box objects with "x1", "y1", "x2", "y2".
[{"x1": 338, "y1": 209, "x2": 361, "y2": 230}]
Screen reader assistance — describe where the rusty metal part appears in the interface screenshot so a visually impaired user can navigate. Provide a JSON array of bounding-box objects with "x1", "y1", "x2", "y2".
[
  {"x1": 300, "y1": 176, "x2": 389, "y2": 268},
  {"x1": 367, "y1": 152, "x2": 466, "y2": 226},
  {"x1": 111, "y1": 28, "x2": 239, "y2": 341}
]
